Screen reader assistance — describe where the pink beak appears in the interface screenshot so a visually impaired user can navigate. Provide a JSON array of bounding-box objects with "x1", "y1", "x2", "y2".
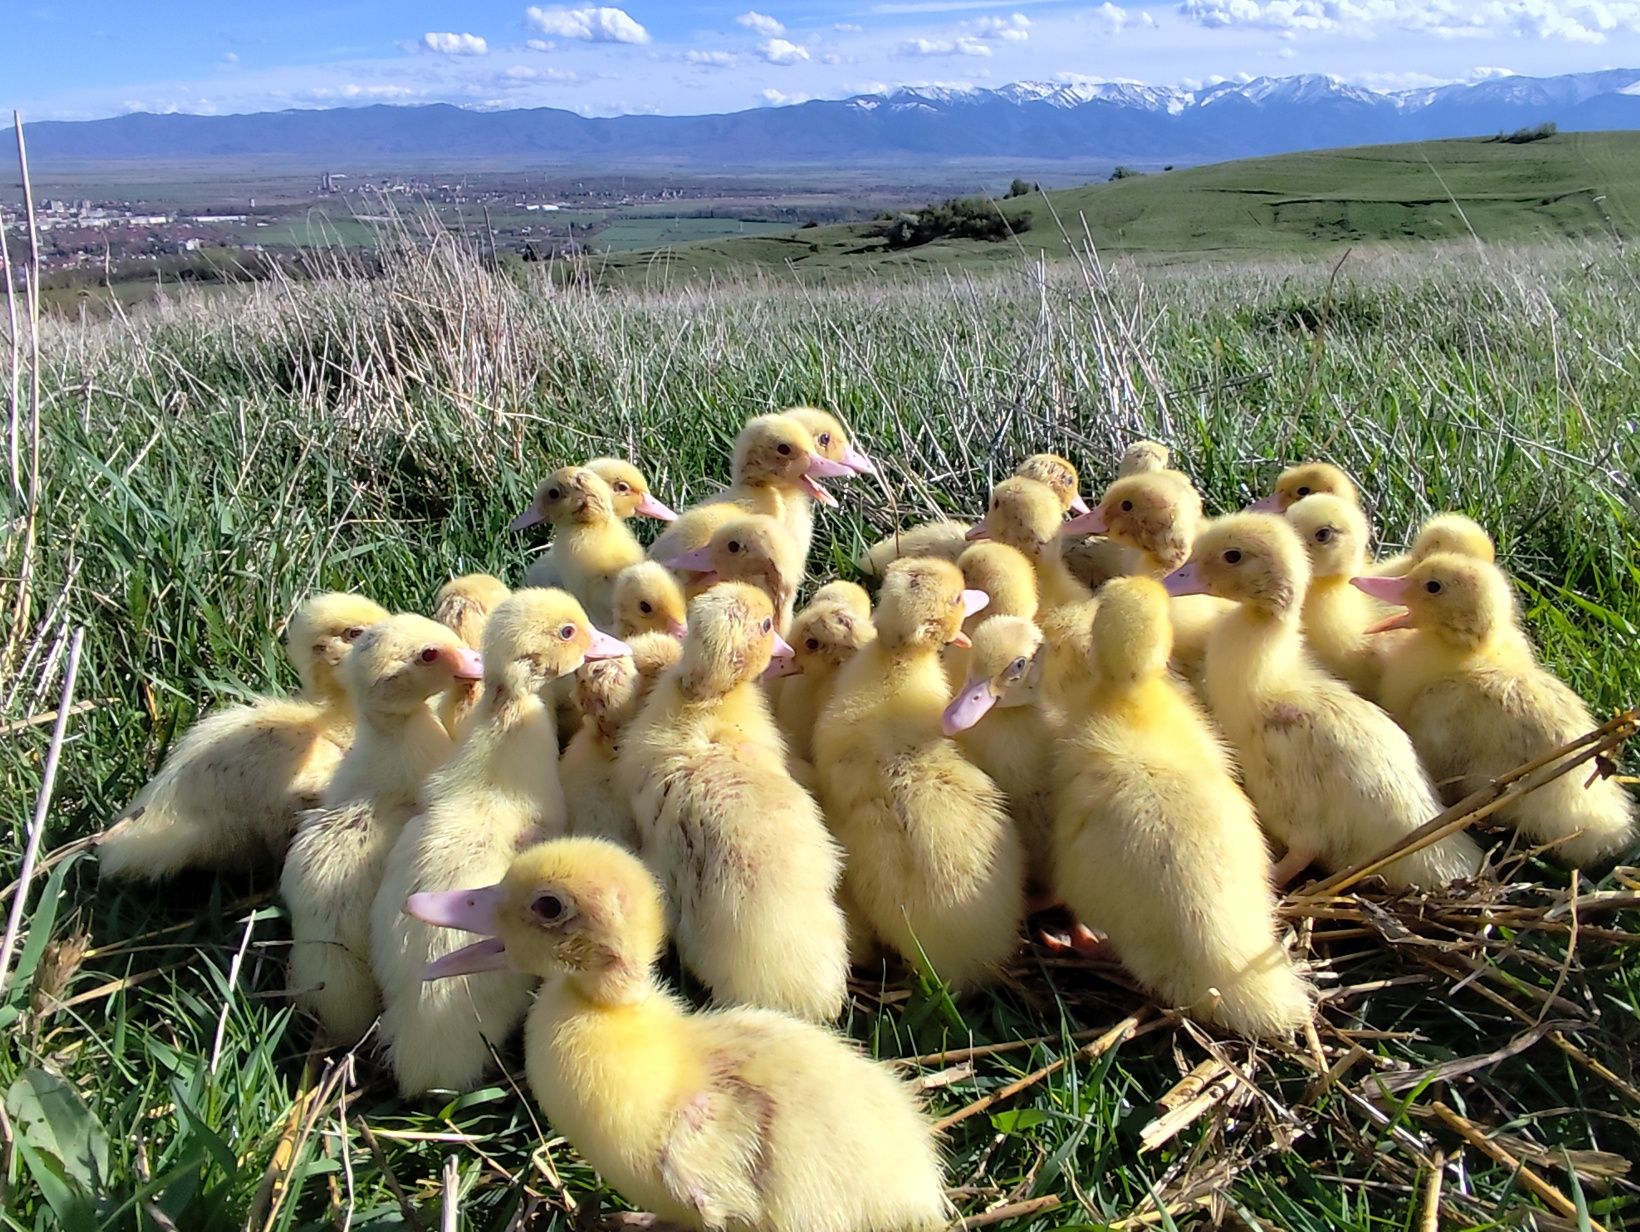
[
  {"x1": 636, "y1": 492, "x2": 679, "y2": 522},
  {"x1": 799, "y1": 454, "x2": 851, "y2": 509},
  {"x1": 1162, "y1": 562, "x2": 1209, "y2": 598},
  {"x1": 1351, "y1": 575, "x2": 1417, "y2": 633},
  {"x1": 1068, "y1": 493, "x2": 1091, "y2": 516},
  {"x1": 1062, "y1": 505, "x2": 1108, "y2": 537},
  {"x1": 585, "y1": 629, "x2": 633, "y2": 661},
  {"x1": 841, "y1": 442, "x2": 877, "y2": 476},
  {"x1": 450, "y1": 647, "x2": 486, "y2": 681},
  {"x1": 960, "y1": 588, "x2": 991, "y2": 618},
  {"x1": 509, "y1": 507, "x2": 544, "y2": 531},
  {"x1": 405, "y1": 885, "x2": 510, "y2": 980},
  {"x1": 665, "y1": 618, "x2": 688, "y2": 639},
  {"x1": 761, "y1": 631, "x2": 800, "y2": 681},
  {"x1": 942, "y1": 680, "x2": 997, "y2": 736},
  {"x1": 964, "y1": 520, "x2": 991, "y2": 542},
  {"x1": 664, "y1": 547, "x2": 717, "y2": 576},
  {"x1": 1247, "y1": 493, "x2": 1284, "y2": 514}
]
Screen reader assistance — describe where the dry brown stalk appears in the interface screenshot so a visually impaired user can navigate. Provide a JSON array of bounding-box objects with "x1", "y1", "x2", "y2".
[
  {"x1": 1426, "y1": 1101, "x2": 1607, "y2": 1231},
  {"x1": 952, "y1": 1193, "x2": 1061, "y2": 1229}
]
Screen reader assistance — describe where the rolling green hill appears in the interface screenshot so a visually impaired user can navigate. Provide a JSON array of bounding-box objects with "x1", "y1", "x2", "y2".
[{"x1": 589, "y1": 132, "x2": 1640, "y2": 287}]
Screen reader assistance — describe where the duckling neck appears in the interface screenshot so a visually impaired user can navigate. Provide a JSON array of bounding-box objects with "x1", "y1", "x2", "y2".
[
  {"x1": 444, "y1": 684, "x2": 557, "y2": 793},
  {"x1": 1206, "y1": 604, "x2": 1304, "y2": 702}
]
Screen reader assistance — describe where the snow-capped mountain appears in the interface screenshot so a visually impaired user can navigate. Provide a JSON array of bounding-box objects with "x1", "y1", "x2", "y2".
[{"x1": 16, "y1": 67, "x2": 1640, "y2": 166}]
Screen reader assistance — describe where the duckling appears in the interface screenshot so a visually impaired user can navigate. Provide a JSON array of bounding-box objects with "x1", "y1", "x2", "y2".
[
  {"x1": 515, "y1": 466, "x2": 644, "y2": 627},
  {"x1": 282, "y1": 615, "x2": 482, "y2": 1043},
  {"x1": 1014, "y1": 452, "x2": 1091, "y2": 515},
  {"x1": 1285, "y1": 494, "x2": 1383, "y2": 697},
  {"x1": 941, "y1": 616, "x2": 1055, "y2": 894},
  {"x1": 1119, "y1": 439, "x2": 1171, "y2": 476},
  {"x1": 1052, "y1": 578, "x2": 1313, "y2": 1038},
  {"x1": 650, "y1": 415, "x2": 852, "y2": 570},
  {"x1": 662, "y1": 514, "x2": 804, "y2": 634},
  {"x1": 97, "y1": 592, "x2": 389, "y2": 880},
  {"x1": 946, "y1": 541, "x2": 1038, "y2": 684},
  {"x1": 1359, "y1": 556, "x2": 1635, "y2": 867},
  {"x1": 611, "y1": 561, "x2": 688, "y2": 640},
  {"x1": 562, "y1": 632, "x2": 682, "y2": 852},
  {"x1": 1164, "y1": 514, "x2": 1483, "y2": 889},
  {"x1": 781, "y1": 406, "x2": 878, "y2": 477},
  {"x1": 810, "y1": 579, "x2": 873, "y2": 615},
  {"x1": 1372, "y1": 512, "x2": 1496, "y2": 577},
  {"x1": 1248, "y1": 461, "x2": 1360, "y2": 514},
  {"x1": 774, "y1": 588, "x2": 875, "y2": 764},
  {"x1": 586, "y1": 457, "x2": 679, "y2": 523},
  {"x1": 966, "y1": 477, "x2": 1092, "y2": 615},
  {"x1": 816, "y1": 559, "x2": 1024, "y2": 990},
  {"x1": 407, "y1": 839, "x2": 948, "y2": 1232},
  {"x1": 618, "y1": 584, "x2": 846, "y2": 1021},
  {"x1": 371, "y1": 591, "x2": 629, "y2": 1096},
  {"x1": 432, "y1": 573, "x2": 512, "y2": 744}
]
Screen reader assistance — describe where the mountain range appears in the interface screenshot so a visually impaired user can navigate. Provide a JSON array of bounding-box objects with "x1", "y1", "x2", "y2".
[{"x1": 14, "y1": 68, "x2": 1640, "y2": 166}]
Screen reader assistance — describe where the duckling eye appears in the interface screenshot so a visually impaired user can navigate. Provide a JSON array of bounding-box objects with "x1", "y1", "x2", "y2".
[
  {"x1": 1315, "y1": 527, "x2": 1334, "y2": 544},
  {"x1": 1223, "y1": 549, "x2": 1243, "y2": 565},
  {"x1": 817, "y1": 432, "x2": 832, "y2": 447},
  {"x1": 546, "y1": 487, "x2": 561, "y2": 501},
  {"x1": 1120, "y1": 500, "x2": 1133, "y2": 512},
  {"x1": 419, "y1": 646, "x2": 440, "y2": 664},
  {"x1": 343, "y1": 626, "x2": 365, "y2": 642},
  {"x1": 728, "y1": 540, "x2": 742, "y2": 554},
  {"x1": 776, "y1": 443, "x2": 792, "y2": 456},
  {"x1": 559, "y1": 623, "x2": 576, "y2": 641},
  {"x1": 761, "y1": 617, "x2": 773, "y2": 634},
  {"x1": 639, "y1": 600, "x2": 653, "y2": 614},
  {"x1": 531, "y1": 893, "x2": 565, "y2": 922},
  {"x1": 1425, "y1": 580, "x2": 1443, "y2": 595},
  {"x1": 1008, "y1": 656, "x2": 1028, "y2": 677},
  {"x1": 1297, "y1": 486, "x2": 1312, "y2": 497},
  {"x1": 805, "y1": 637, "x2": 820, "y2": 651},
  {"x1": 613, "y1": 481, "x2": 630, "y2": 493}
]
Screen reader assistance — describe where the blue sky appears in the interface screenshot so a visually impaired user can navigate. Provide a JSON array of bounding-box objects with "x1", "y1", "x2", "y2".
[{"x1": 12, "y1": 1, "x2": 1640, "y2": 120}]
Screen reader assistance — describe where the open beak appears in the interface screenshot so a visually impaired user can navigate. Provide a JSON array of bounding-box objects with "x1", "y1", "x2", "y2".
[
  {"x1": 942, "y1": 680, "x2": 998, "y2": 736},
  {"x1": 585, "y1": 629, "x2": 633, "y2": 661},
  {"x1": 1161, "y1": 561, "x2": 1209, "y2": 598},
  {"x1": 961, "y1": 589, "x2": 991, "y2": 618},
  {"x1": 1247, "y1": 493, "x2": 1284, "y2": 514},
  {"x1": 450, "y1": 647, "x2": 486, "y2": 681},
  {"x1": 405, "y1": 885, "x2": 510, "y2": 980},
  {"x1": 636, "y1": 492, "x2": 679, "y2": 522},
  {"x1": 1352, "y1": 575, "x2": 1417, "y2": 633},
  {"x1": 964, "y1": 520, "x2": 991, "y2": 542},
  {"x1": 1062, "y1": 505, "x2": 1108, "y2": 537},
  {"x1": 1068, "y1": 493, "x2": 1091, "y2": 516},
  {"x1": 841, "y1": 442, "x2": 878, "y2": 476},
  {"x1": 509, "y1": 507, "x2": 544, "y2": 531},
  {"x1": 799, "y1": 454, "x2": 851, "y2": 509},
  {"x1": 664, "y1": 547, "x2": 717, "y2": 578},
  {"x1": 761, "y1": 632, "x2": 801, "y2": 681}
]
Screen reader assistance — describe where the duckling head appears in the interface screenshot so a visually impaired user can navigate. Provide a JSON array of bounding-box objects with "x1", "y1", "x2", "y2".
[
  {"x1": 343, "y1": 613, "x2": 485, "y2": 717},
  {"x1": 781, "y1": 406, "x2": 877, "y2": 476},
  {"x1": 1164, "y1": 513, "x2": 1310, "y2": 619},
  {"x1": 611, "y1": 561, "x2": 688, "y2": 640},
  {"x1": 285, "y1": 591, "x2": 390, "y2": 703},
  {"x1": 731, "y1": 414, "x2": 853, "y2": 506},
  {"x1": 511, "y1": 465, "x2": 618, "y2": 531},
  {"x1": 678, "y1": 582, "x2": 794, "y2": 698},
  {"x1": 1118, "y1": 439, "x2": 1171, "y2": 477},
  {"x1": 966, "y1": 477, "x2": 1063, "y2": 561},
  {"x1": 482, "y1": 589, "x2": 630, "y2": 700},
  {"x1": 875, "y1": 558, "x2": 989, "y2": 652},
  {"x1": 809, "y1": 579, "x2": 872, "y2": 621},
  {"x1": 575, "y1": 632, "x2": 682, "y2": 741},
  {"x1": 942, "y1": 615, "x2": 1044, "y2": 735},
  {"x1": 1014, "y1": 453, "x2": 1088, "y2": 514},
  {"x1": 1411, "y1": 513, "x2": 1495, "y2": 565},
  {"x1": 662, "y1": 514, "x2": 802, "y2": 606},
  {"x1": 433, "y1": 573, "x2": 512, "y2": 649},
  {"x1": 1250, "y1": 461, "x2": 1359, "y2": 514},
  {"x1": 1285, "y1": 493, "x2": 1370, "y2": 581},
  {"x1": 790, "y1": 598, "x2": 874, "y2": 672},
  {"x1": 586, "y1": 457, "x2": 678, "y2": 523},
  {"x1": 957, "y1": 542, "x2": 1038, "y2": 626},
  {"x1": 408, "y1": 837, "x2": 666, "y2": 1004},
  {"x1": 1351, "y1": 553, "x2": 1515, "y2": 647},
  {"x1": 1089, "y1": 575, "x2": 1173, "y2": 688},
  {"x1": 1065, "y1": 473, "x2": 1202, "y2": 572}
]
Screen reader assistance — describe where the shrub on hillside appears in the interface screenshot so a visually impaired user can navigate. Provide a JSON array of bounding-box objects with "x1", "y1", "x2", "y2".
[
  {"x1": 1004, "y1": 178, "x2": 1039, "y2": 198},
  {"x1": 1109, "y1": 165, "x2": 1145, "y2": 181},
  {"x1": 877, "y1": 197, "x2": 1030, "y2": 249},
  {"x1": 1493, "y1": 122, "x2": 1558, "y2": 144}
]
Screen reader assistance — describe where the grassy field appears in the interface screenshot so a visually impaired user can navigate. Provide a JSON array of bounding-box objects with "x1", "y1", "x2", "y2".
[
  {"x1": 1, "y1": 225, "x2": 1637, "y2": 1230},
  {"x1": 589, "y1": 132, "x2": 1640, "y2": 288}
]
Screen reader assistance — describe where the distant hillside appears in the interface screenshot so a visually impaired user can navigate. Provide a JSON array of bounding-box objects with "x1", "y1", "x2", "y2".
[
  {"x1": 11, "y1": 68, "x2": 1640, "y2": 169},
  {"x1": 587, "y1": 132, "x2": 1640, "y2": 285}
]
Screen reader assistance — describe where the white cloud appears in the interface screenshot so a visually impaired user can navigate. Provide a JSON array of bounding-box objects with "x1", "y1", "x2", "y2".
[
  {"x1": 219, "y1": 51, "x2": 239, "y2": 65},
  {"x1": 834, "y1": 22, "x2": 865, "y2": 32},
  {"x1": 500, "y1": 64, "x2": 582, "y2": 83},
  {"x1": 737, "y1": 10, "x2": 786, "y2": 36},
  {"x1": 1471, "y1": 64, "x2": 1517, "y2": 78},
  {"x1": 1176, "y1": 0, "x2": 1640, "y2": 44},
  {"x1": 759, "y1": 37, "x2": 811, "y2": 63},
  {"x1": 897, "y1": 34, "x2": 993, "y2": 55},
  {"x1": 525, "y1": 6, "x2": 651, "y2": 44},
  {"x1": 970, "y1": 12, "x2": 1030, "y2": 41},
  {"x1": 685, "y1": 49, "x2": 739, "y2": 66},
  {"x1": 421, "y1": 31, "x2": 489, "y2": 56},
  {"x1": 761, "y1": 87, "x2": 812, "y2": 104},
  {"x1": 525, "y1": 38, "x2": 556, "y2": 51},
  {"x1": 306, "y1": 83, "x2": 422, "y2": 100}
]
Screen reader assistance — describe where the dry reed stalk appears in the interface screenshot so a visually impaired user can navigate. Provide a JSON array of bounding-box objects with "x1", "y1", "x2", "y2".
[
  {"x1": 5, "y1": 112, "x2": 43, "y2": 671},
  {"x1": 1426, "y1": 1101, "x2": 1607, "y2": 1231}
]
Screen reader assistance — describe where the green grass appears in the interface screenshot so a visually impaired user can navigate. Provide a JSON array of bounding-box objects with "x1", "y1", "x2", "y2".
[
  {"x1": 588, "y1": 132, "x2": 1640, "y2": 287},
  {"x1": 587, "y1": 217, "x2": 797, "y2": 251},
  {"x1": 1, "y1": 226, "x2": 1637, "y2": 1230}
]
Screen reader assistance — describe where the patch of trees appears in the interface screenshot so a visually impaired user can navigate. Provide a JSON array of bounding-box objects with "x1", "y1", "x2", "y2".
[
  {"x1": 1004, "y1": 178, "x2": 1039, "y2": 198},
  {"x1": 1492, "y1": 122, "x2": 1557, "y2": 144},
  {"x1": 1109, "y1": 165, "x2": 1145, "y2": 181},
  {"x1": 877, "y1": 197, "x2": 1031, "y2": 250}
]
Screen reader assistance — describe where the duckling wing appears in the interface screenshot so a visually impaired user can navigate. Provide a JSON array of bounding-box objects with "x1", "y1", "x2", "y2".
[
  {"x1": 658, "y1": 1053, "x2": 772, "y2": 1228},
  {"x1": 1405, "y1": 670, "x2": 1564, "y2": 798}
]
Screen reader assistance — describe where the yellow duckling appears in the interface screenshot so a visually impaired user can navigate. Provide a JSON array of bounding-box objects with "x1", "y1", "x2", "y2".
[
  {"x1": 1359, "y1": 555, "x2": 1635, "y2": 866},
  {"x1": 407, "y1": 839, "x2": 948, "y2": 1231},
  {"x1": 1051, "y1": 578, "x2": 1314, "y2": 1038},
  {"x1": 514, "y1": 466, "x2": 644, "y2": 627},
  {"x1": 282, "y1": 614, "x2": 483, "y2": 1042},
  {"x1": 586, "y1": 457, "x2": 679, "y2": 523},
  {"x1": 781, "y1": 406, "x2": 877, "y2": 477},
  {"x1": 650, "y1": 415, "x2": 852, "y2": 569},
  {"x1": 1372, "y1": 511, "x2": 1496, "y2": 577},
  {"x1": 966, "y1": 477, "x2": 1092, "y2": 615},
  {"x1": 562, "y1": 632, "x2": 682, "y2": 852},
  {"x1": 98, "y1": 592, "x2": 388, "y2": 880},
  {"x1": 1164, "y1": 514, "x2": 1483, "y2": 889},
  {"x1": 1064, "y1": 472, "x2": 1202, "y2": 577},
  {"x1": 432, "y1": 573, "x2": 512, "y2": 743},
  {"x1": 1285, "y1": 494, "x2": 1383, "y2": 697},
  {"x1": 371, "y1": 590, "x2": 629, "y2": 1096},
  {"x1": 945, "y1": 541, "x2": 1038, "y2": 684},
  {"x1": 618, "y1": 584, "x2": 847, "y2": 1021},
  {"x1": 661, "y1": 513, "x2": 804, "y2": 634},
  {"x1": 816, "y1": 559, "x2": 1024, "y2": 990},
  {"x1": 610, "y1": 561, "x2": 689, "y2": 640},
  {"x1": 1119, "y1": 439, "x2": 1171, "y2": 475},
  {"x1": 1248, "y1": 460, "x2": 1360, "y2": 514},
  {"x1": 774, "y1": 586, "x2": 875, "y2": 764}
]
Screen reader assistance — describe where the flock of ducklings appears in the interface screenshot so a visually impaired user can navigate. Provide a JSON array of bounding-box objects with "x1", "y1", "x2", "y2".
[{"x1": 96, "y1": 407, "x2": 1635, "y2": 1232}]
